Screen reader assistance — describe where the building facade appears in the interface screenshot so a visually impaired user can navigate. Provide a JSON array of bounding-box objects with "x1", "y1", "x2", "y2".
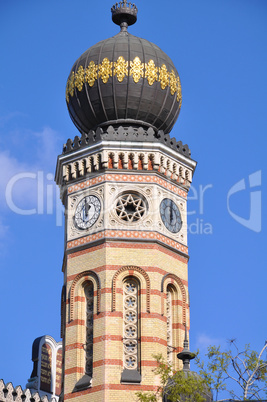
[
  {"x1": 55, "y1": 1, "x2": 196, "y2": 400},
  {"x1": 26, "y1": 335, "x2": 62, "y2": 401}
]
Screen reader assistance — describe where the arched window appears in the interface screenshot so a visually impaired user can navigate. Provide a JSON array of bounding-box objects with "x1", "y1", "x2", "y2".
[
  {"x1": 162, "y1": 274, "x2": 187, "y2": 371},
  {"x1": 73, "y1": 280, "x2": 94, "y2": 392},
  {"x1": 70, "y1": 271, "x2": 101, "y2": 393},
  {"x1": 84, "y1": 282, "x2": 94, "y2": 378},
  {"x1": 118, "y1": 153, "x2": 124, "y2": 169},
  {"x1": 121, "y1": 277, "x2": 141, "y2": 383},
  {"x1": 166, "y1": 285, "x2": 174, "y2": 366},
  {"x1": 138, "y1": 154, "x2": 143, "y2": 170},
  {"x1": 108, "y1": 153, "x2": 114, "y2": 168}
]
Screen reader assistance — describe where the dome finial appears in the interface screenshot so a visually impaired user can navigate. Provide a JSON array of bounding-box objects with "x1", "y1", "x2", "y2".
[
  {"x1": 177, "y1": 324, "x2": 196, "y2": 371},
  {"x1": 111, "y1": 1, "x2": 138, "y2": 31}
]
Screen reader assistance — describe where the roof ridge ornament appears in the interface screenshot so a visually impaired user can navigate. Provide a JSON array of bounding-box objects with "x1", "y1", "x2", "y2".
[
  {"x1": 111, "y1": 1, "x2": 138, "y2": 31},
  {"x1": 177, "y1": 324, "x2": 196, "y2": 371}
]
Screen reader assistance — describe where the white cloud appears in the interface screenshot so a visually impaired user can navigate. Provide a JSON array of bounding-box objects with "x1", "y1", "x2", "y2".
[
  {"x1": 195, "y1": 333, "x2": 224, "y2": 351},
  {"x1": 0, "y1": 126, "x2": 60, "y2": 211},
  {"x1": 0, "y1": 112, "x2": 27, "y2": 126},
  {"x1": 0, "y1": 151, "x2": 29, "y2": 204},
  {"x1": 0, "y1": 218, "x2": 9, "y2": 255},
  {"x1": 34, "y1": 126, "x2": 61, "y2": 168},
  {"x1": 0, "y1": 218, "x2": 9, "y2": 238}
]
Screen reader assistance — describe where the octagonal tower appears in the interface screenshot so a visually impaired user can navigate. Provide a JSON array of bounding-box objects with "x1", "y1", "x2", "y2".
[{"x1": 56, "y1": 2, "x2": 197, "y2": 401}]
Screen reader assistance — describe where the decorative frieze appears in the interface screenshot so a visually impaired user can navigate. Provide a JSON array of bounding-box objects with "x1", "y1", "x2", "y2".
[
  {"x1": 66, "y1": 56, "x2": 182, "y2": 104},
  {"x1": 61, "y1": 149, "x2": 192, "y2": 188}
]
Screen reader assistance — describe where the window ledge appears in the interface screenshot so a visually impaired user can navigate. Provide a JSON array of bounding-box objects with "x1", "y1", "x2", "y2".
[{"x1": 121, "y1": 369, "x2": 141, "y2": 383}]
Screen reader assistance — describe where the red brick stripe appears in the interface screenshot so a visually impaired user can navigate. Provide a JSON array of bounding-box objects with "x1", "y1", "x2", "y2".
[
  {"x1": 173, "y1": 300, "x2": 184, "y2": 306},
  {"x1": 67, "y1": 288, "x2": 188, "y2": 305},
  {"x1": 67, "y1": 230, "x2": 188, "y2": 254},
  {"x1": 93, "y1": 335, "x2": 122, "y2": 343},
  {"x1": 67, "y1": 264, "x2": 188, "y2": 288},
  {"x1": 101, "y1": 287, "x2": 112, "y2": 294},
  {"x1": 173, "y1": 323, "x2": 186, "y2": 330},
  {"x1": 67, "y1": 173, "x2": 188, "y2": 198},
  {"x1": 64, "y1": 384, "x2": 158, "y2": 399},
  {"x1": 65, "y1": 367, "x2": 84, "y2": 375},
  {"x1": 67, "y1": 241, "x2": 188, "y2": 262},
  {"x1": 93, "y1": 359, "x2": 122, "y2": 368},
  {"x1": 140, "y1": 312, "x2": 166, "y2": 322},
  {"x1": 66, "y1": 319, "x2": 85, "y2": 327},
  {"x1": 66, "y1": 309, "x2": 189, "y2": 328},
  {"x1": 141, "y1": 360, "x2": 159, "y2": 367},
  {"x1": 94, "y1": 311, "x2": 123, "y2": 319},
  {"x1": 140, "y1": 337, "x2": 167, "y2": 346},
  {"x1": 65, "y1": 343, "x2": 84, "y2": 351},
  {"x1": 66, "y1": 335, "x2": 171, "y2": 349}
]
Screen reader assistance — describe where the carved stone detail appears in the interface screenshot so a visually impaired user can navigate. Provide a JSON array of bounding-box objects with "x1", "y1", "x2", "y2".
[
  {"x1": 123, "y1": 279, "x2": 138, "y2": 370},
  {"x1": 115, "y1": 193, "x2": 146, "y2": 223},
  {"x1": 68, "y1": 187, "x2": 104, "y2": 240},
  {"x1": 61, "y1": 148, "x2": 192, "y2": 188},
  {"x1": 112, "y1": 266, "x2": 150, "y2": 313}
]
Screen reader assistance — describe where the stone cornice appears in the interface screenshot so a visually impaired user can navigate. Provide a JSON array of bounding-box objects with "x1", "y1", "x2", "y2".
[{"x1": 55, "y1": 140, "x2": 197, "y2": 189}]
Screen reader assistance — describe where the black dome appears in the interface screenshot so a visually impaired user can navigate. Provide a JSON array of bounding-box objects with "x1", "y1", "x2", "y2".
[{"x1": 66, "y1": 29, "x2": 182, "y2": 135}]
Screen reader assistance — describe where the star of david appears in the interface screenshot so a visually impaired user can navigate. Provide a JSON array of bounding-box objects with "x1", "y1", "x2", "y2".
[{"x1": 116, "y1": 193, "x2": 146, "y2": 222}]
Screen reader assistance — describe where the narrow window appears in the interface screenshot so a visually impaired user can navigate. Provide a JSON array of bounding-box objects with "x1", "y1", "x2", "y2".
[
  {"x1": 85, "y1": 282, "x2": 94, "y2": 378},
  {"x1": 118, "y1": 154, "x2": 124, "y2": 169},
  {"x1": 138, "y1": 155, "x2": 143, "y2": 170},
  {"x1": 128, "y1": 154, "x2": 134, "y2": 170},
  {"x1": 73, "y1": 281, "x2": 94, "y2": 392},
  {"x1": 108, "y1": 153, "x2": 114, "y2": 168},
  {"x1": 81, "y1": 159, "x2": 86, "y2": 176},
  {"x1": 166, "y1": 286, "x2": 173, "y2": 366},
  {"x1": 148, "y1": 155, "x2": 154, "y2": 170}
]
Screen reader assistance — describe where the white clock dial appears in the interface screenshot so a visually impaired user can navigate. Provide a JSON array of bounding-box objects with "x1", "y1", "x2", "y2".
[{"x1": 74, "y1": 195, "x2": 101, "y2": 230}]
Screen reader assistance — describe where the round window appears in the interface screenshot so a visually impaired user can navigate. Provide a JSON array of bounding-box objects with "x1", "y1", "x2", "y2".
[{"x1": 115, "y1": 193, "x2": 146, "y2": 223}]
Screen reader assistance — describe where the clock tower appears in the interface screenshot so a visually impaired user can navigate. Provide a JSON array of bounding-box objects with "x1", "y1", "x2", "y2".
[{"x1": 55, "y1": 2, "x2": 197, "y2": 401}]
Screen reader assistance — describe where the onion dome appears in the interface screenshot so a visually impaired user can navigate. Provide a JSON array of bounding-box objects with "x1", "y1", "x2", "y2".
[{"x1": 66, "y1": 1, "x2": 182, "y2": 136}]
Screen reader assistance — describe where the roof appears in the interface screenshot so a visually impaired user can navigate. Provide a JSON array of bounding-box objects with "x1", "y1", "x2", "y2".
[{"x1": 0, "y1": 379, "x2": 57, "y2": 402}]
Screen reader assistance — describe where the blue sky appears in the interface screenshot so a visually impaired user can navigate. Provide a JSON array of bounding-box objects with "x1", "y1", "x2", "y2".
[{"x1": 0, "y1": 0, "x2": 266, "y2": 397}]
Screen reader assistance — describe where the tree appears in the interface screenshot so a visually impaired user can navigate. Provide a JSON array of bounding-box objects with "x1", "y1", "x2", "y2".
[
  {"x1": 136, "y1": 341, "x2": 267, "y2": 401},
  {"x1": 135, "y1": 354, "x2": 209, "y2": 402},
  {"x1": 195, "y1": 340, "x2": 267, "y2": 401}
]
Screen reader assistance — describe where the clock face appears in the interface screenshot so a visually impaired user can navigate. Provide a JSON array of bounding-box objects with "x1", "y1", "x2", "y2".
[
  {"x1": 74, "y1": 195, "x2": 101, "y2": 230},
  {"x1": 160, "y1": 198, "x2": 182, "y2": 233}
]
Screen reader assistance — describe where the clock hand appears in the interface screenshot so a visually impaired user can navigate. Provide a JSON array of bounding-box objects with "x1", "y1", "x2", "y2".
[
  {"x1": 170, "y1": 204, "x2": 173, "y2": 224},
  {"x1": 85, "y1": 202, "x2": 91, "y2": 217}
]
